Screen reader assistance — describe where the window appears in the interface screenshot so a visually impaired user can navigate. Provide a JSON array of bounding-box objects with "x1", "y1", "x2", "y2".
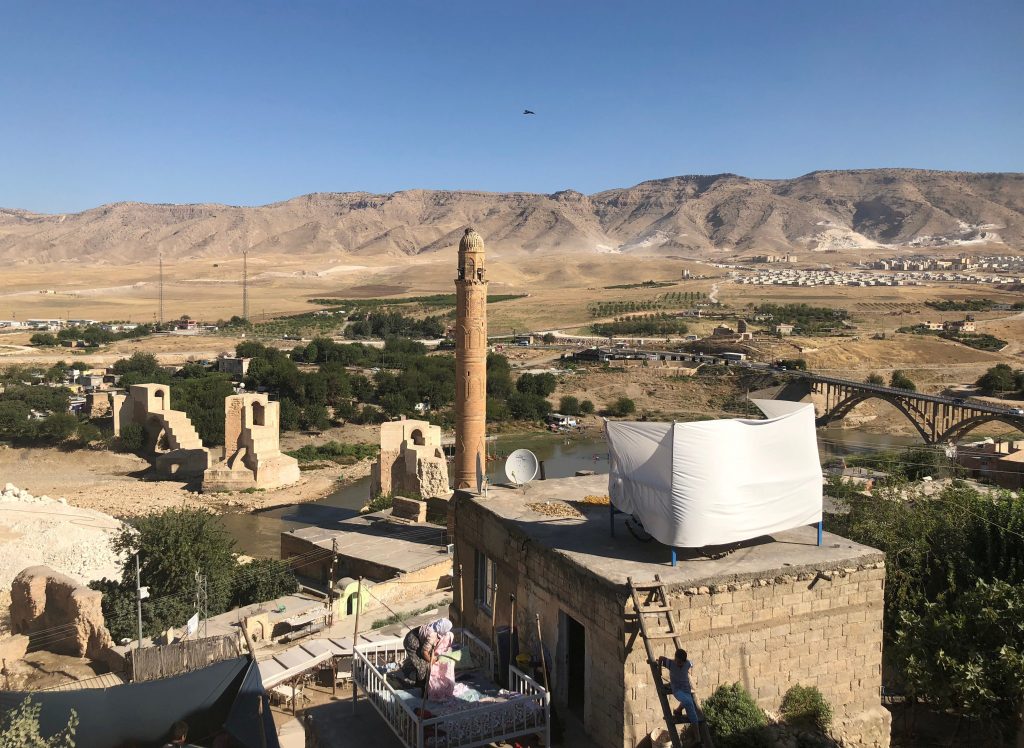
[{"x1": 474, "y1": 549, "x2": 496, "y2": 613}]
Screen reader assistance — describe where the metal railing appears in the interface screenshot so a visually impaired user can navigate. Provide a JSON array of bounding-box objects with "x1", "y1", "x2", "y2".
[{"x1": 352, "y1": 629, "x2": 549, "y2": 748}]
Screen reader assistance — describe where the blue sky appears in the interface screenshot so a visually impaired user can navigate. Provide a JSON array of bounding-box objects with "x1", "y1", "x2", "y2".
[{"x1": 2, "y1": 1, "x2": 1022, "y2": 213}]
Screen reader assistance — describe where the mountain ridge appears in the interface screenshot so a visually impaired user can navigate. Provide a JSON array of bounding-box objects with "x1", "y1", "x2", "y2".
[{"x1": 1, "y1": 169, "x2": 1021, "y2": 264}]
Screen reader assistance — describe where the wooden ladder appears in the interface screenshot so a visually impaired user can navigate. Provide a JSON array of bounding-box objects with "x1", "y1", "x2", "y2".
[{"x1": 628, "y1": 575, "x2": 714, "y2": 748}]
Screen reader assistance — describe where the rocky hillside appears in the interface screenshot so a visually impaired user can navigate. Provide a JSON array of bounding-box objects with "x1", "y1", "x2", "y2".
[{"x1": 1, "y1": 169, "x2": 1021, "y2": 263}]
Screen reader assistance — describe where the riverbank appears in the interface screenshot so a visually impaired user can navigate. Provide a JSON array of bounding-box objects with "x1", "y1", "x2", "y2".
[{"x1": 0, "y1": 444, "x2": 374, "y2": 518}]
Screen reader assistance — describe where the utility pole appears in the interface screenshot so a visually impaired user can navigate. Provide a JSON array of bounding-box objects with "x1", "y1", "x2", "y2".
[
  {"x1": 242, "y1": 249, "x2": 249, "y2": 321},
  {"x1": 328, "y1": 538, "x2": 338, "y2": 614},
  {"x1": 158, "y1": 251, "x2": 164, "y2": 328},
  {"x1": 135, "y1": 553, "x2": 143, "y2": 652},
  {"x1": 195, "y1": 569, "x2": 209, "y2": 639}
]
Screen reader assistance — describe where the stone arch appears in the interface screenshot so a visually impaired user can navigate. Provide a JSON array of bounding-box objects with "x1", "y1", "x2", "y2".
[
  {"x1": 410, "y1": 428, "x2": 425, "y2": 446},
  {"x1": 466, "y1": 258, "x2": 475, "y2": 277},
  {"x1": 153, "y1": 389, "x2": 167, "y2": 411},
  {"x1": 938, "y1": 414, "x2": 1024, "y2": 444},
  {"x1": 346, "y1": 592, "x2": 361, "y2": 616},
  {"x1": 818, "y1": 393, "x2": 932, "y2": 442},
  {"x1": 252, "y1": 400, "x2": 266, "y2": 426}
]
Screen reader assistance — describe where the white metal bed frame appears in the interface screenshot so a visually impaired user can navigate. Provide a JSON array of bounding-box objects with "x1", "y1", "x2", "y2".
[{"x1": 353, "y1": 629, "x2": 551, "y2": 748}]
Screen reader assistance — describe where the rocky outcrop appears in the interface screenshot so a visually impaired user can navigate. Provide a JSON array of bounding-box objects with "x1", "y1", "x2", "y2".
[{"x1": 10, "y1": 565, "x2": 114, "y2": 659}]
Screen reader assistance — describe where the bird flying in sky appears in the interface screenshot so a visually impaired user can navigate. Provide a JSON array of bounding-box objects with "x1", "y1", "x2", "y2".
[{"x1": 523, "y1": 109, "x2": 535, "y2": 115}]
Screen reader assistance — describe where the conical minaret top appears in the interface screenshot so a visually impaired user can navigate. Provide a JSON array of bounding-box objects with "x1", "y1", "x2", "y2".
[
  {"x1": 458, "y1": 227, "x2": 486, "y2": 282},
  {"x1": 454, "y1": 227, "x2": 488, "y2": 490}
]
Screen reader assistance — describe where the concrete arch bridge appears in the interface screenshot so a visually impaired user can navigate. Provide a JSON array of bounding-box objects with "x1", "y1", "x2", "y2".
[{"x1": 767, "y1": 375, "x2": 1024, "y2": 444}]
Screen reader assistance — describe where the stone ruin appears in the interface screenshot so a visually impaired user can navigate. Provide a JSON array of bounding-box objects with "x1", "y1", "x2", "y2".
[
  {"x1": 369, "y1": 418, "x2": 450, "y2": 500},
  {"x1": 202, "y1": 393, "x2": 301, "y2": 492},
  {"x1": 112, "y1": 383, "x2": 210, "y2": 479},
  {"x1": 10, "y1": 565, "x2": 115, "y2": 660}
]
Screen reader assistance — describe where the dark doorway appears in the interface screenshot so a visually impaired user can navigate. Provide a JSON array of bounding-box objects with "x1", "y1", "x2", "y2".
[{"x1": 563, "y1": 612, "x2": 586, "y2": 719}]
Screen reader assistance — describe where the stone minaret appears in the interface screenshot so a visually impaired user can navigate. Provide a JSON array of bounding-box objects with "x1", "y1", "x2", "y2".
[{"x1": 454, "y1": 227, "x2": 488, "y2": 489}]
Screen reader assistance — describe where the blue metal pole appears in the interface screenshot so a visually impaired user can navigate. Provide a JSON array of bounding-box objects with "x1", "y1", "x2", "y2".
[
  {"x1": 817, "y1": 521, "x2": 823, "y2": 547},
  {"x1": 671, "y1": 548, "x2": 677, "y2": 567}
]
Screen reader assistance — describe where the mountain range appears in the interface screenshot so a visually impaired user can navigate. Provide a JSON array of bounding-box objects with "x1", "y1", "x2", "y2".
[{"x1": 1, "y1": 169, "x2": 1021, "y2": 264}]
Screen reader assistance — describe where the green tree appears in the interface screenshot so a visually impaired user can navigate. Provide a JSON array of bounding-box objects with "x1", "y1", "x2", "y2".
[
  {"x1": 230, "y1": 558, "x2": 299, "y2": 608},
  {"x1": 45, "y1": 361, "x2": 70, "y2": 383},
  {"x1": 112, "y1": 352, "x2": 165, "y2": 380},
  {"x1": 508, "y1": 392, "x2": 551, "y2": 421},
  {"x1": 109, "y1": 508, "x2": 238, "y2": 637},
  {"x1": 279, "y1": 398, "x2": 301, "y2": 431},
  {"x1": 606, "y1": 396, "x2": 636, "y2": 417},
  {"x1": 0, "y1": 400, "x2": 32, "y2": 438},
  {"x1": 172, "y1": 374, "x2": 234, "y2": 445},
  {"x1": 579, "y1": 399, "x2": 595, "y2": 415},
  {"x1": 36, "y1": 413, "x2": 79, "y2": 442},
  {"x1": 486, "y1": 354, "x2": 514, "y2": 399},
  {"x1": 0, "y1": 697, "x2": 77, "y2": 748},
  {"x1": 558, "y1": 395, "x2": 581, "y2": 415},
  {"x1": 890, "y1": 370, "x2": 916, "y2": 391},
  {"x1": 865, "y1": 373, "x2": 884, "y2": 385},
  {"x1": 516, "y1": 372, "x2": 557, "y2": 397},
  {"x1": 828, "y1": 482, "x2": 1024, "y2": 735},
  {"x1": 301, "y1": 403, "x2": 331, "y2": 431},
  {"x1": 29, "y1": 333, "x2": 58, "y2": 347},
  {"x1": 117, "y1": 422, "x2": 146, "y2": 453},
  {"x1": 896, "y1": 579, "x2": 1024, "y2": 736},
  {"x1": 542, "y1": 332, "x2": 556, "y2": 344},
  {"x1": 977, "y1": 364, "x2": 1017, "y2": 394}
]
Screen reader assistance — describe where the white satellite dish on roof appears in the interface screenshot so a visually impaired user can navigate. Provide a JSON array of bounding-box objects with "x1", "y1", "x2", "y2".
[{"x1": 505, "y1": 449, "x2": 539, "y2": 486}]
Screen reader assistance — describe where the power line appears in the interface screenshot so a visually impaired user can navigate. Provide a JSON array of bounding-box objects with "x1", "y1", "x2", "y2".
[{"x1": 242, "y1": 248, "x2": 249, "y2": 321}]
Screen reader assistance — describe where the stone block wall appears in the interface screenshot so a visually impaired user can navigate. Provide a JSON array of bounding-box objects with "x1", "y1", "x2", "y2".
[
  {"x1": 452, "y1": 496, "x2": 627, "y2": 745},
  {"x1": 452, "y1": 494, "x2": 890, "y2": 748},
  {"x1": 625, "y1": 564, "x2": 890, "y2": 748}
]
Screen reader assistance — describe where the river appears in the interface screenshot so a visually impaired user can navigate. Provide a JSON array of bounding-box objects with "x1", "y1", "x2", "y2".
[{"x1": 220, "y1": 427, "x2": 919, "y2": 558}]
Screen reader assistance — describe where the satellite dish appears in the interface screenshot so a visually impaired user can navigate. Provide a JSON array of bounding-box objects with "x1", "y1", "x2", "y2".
[{"x1": 505, "y1": 449, "x2": 539, "y2": 486}]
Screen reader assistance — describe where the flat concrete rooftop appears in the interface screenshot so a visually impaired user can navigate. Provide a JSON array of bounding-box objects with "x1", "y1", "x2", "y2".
[
  {"x1": 285, "y1": 511, "x2": 449, "y2": 575},
  {"x1": 462, "y1": 475, "x2": 883, "y2": 590}
]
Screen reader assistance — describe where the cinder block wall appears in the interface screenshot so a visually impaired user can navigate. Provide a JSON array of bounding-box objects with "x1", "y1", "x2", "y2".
[
  {"x1": 452, "y1": 496, "x2": 890, "y2": 748},
  {"x1": 626, "y1": 565, "x2": 890, "y2": 748}
]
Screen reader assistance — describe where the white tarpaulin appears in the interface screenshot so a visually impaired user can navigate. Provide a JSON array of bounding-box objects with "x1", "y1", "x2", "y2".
[{"x1": 606, "y1": 401, "x2": 822, "y2": 547}]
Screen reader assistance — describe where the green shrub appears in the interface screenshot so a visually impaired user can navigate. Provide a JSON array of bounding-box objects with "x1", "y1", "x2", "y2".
[
  {"x1": 702, "y1": 683, "x2": 771, "y2": 748},
  {"x1": 117, "y1": 422, "x2": 146, "y2": 452},
  {"x1": 231, "y1": 558, "x2": 299, "y2": 607},
  {"x1": 0, "y1": 696, "x2": 77, "y2": 747},
  {"x1": 365, "y1": 493, "x2": 396, "y2": 513},
  {"x1": 781, "y1": 684, "x2": 833, "y2": 732},
  {"x1": 605, "y1": 396, "x2": 636, "y2": 417}
]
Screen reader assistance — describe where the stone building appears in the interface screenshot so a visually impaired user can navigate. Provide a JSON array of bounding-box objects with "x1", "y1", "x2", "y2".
[
  {"x1": 957, "y1": 439, "x2": 1024, "y2": 489},
  {"x1": 450, "y1": 474, "x2": 889, "y2": 748},
  {"x1": 453, "y1": 227, "x2": 488, "y2": 489},
  {"x1": 112, "y1": 383, "x2": 210, "y2": 479},
  {"x1": 369, "y1": 417, "x2": 449, "y2": 499},
  {"x1": 202, "y1": 393, "x2": 300, "y2": 492}
]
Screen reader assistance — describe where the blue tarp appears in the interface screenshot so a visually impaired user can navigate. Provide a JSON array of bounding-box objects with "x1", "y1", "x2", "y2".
[{"x1": 0, "y1": 657, "x2": 281, "y2": 748}]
